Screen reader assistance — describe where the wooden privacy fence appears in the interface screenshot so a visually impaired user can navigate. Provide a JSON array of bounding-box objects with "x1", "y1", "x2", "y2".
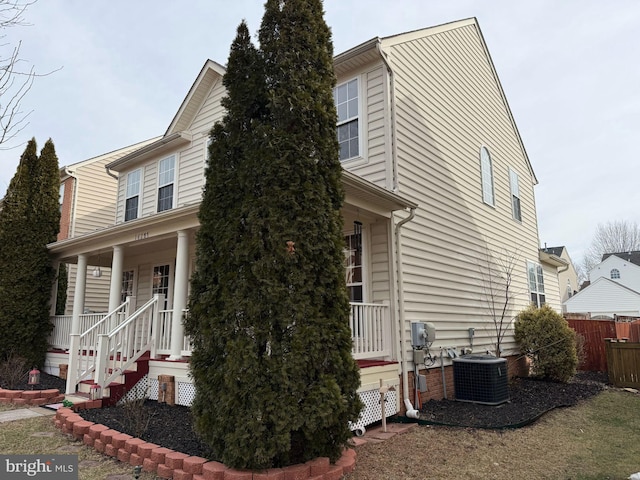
[
  {"x1": 605, "y1": 339, "x2": 640, "y2": 388},
  {"x1": 566, "y1": 318, "x2": 616, "y2": 371}
]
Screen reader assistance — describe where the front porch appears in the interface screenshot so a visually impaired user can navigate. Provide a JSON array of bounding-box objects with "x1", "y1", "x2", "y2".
[{"x1": 48, "y1": 300, "x2": 394, "y2": 395}]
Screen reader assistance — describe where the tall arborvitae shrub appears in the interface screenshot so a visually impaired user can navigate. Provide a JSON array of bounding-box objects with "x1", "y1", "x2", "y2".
[
  {"x1": 0, "y1": 138, "x2": 60, "y2": 367},
  {"x1": 514, "y1": 304, "x2": 578, "y2": 382},
  {"x1": 186, "y1": 1, "x2": 362, "y2": 470},
  {"x1": 55, "y1": 263, "x2": 68, "y2": 316}
]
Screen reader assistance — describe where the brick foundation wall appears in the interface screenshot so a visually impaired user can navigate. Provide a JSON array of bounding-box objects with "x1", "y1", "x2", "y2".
[{"x1": 397, "y1": 354, "x2": 528, "y2": 414}]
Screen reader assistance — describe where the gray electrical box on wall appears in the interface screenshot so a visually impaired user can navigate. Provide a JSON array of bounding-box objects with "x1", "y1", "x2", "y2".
[{"x1": 410, "y1": 322, "x2": 437, "y2": 347}]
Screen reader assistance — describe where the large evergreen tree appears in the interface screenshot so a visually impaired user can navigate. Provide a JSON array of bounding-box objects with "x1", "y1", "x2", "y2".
[
  {"x1": 187, "y1": 1, "x2": 361, "y2": 469},
  {"x1": 0, "y1": 138, "x2": 61, "y2": 367}
]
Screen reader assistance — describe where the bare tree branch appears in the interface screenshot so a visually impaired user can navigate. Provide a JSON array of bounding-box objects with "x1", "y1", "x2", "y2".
[
  {"x1": 0, "y1": 0, "x2": 44, "y2": 149},
  {"x1": 582, "y1": 220, "x2": 640, "y2": 274},
  {"x1": 474, "y1": 247, "x2": 526, "y2": 357}
]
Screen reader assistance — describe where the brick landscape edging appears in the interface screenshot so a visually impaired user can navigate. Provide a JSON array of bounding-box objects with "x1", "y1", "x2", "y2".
[
  {"x1": 54, "y1": 407, "x2": 356, "y2": 480},
  {"x1": 0, "y1": 387, "x2": 64, "y2": 406}
]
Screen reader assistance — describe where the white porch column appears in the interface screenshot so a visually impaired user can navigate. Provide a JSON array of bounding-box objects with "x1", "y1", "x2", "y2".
[
  {"x1": 108, "y1": 245, "x2": 124, "y2": 313},
  {"x1": 71, "y1": 254, "x2": 88, "y2": 335},
  {"x1": 169, "y1": 230, "x2": 189, "y2": 360}
]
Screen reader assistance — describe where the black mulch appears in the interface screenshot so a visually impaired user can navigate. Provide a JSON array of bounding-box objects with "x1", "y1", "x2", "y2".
[
  {"x1": 19, "y1": 371, "x2": 607, "y2": 460},
  {"x1": 0, "y1": 371, "x2": 67, "y2": 391},
  {"x1": 420, "y1": 371, "x2": 608, "y2": 428}
]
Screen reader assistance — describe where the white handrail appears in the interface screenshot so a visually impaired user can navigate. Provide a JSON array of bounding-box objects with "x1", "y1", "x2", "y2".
[
  {"x1": 94, "y1": 294, "x2": 163, "y2": 389},
  {"x1": 65, "y1": 298, "x2": 131, "y2": 395}
]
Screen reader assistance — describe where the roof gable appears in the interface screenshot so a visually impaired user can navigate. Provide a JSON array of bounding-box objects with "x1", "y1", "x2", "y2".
[
  {"x1": 602, "y1": 251, "x2": 640, "y2": 267},
  {"x1": 565, "y1": 276, "x2": 640, "y2": 306},
  {"x1": 590, "y1": 253, "x2": 640, "y2": 276},
  {"x1": 165, "y1": 59, "x2": 226, "y2": 136},
  {"x1": 378, "y1": 17, "x2": 536, "y2": 184}
]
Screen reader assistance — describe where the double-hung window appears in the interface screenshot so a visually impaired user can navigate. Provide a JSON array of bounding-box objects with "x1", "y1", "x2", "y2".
[
  {"x1": 125, "y1": 169, "x2": 141, "y2": 221},
  {"x1": 158, "y1": 155, "x2": 175, "y2": 212},
  {"x1": 334, "y1": 78, "x2": 359, "y2": 161},
  {"x1": 480, "y1": 146, "x2": 495, "y2": 206},
  {"x1": 527, "y1": 261, "x2": 545, "y2": 307},
  {"x1": 510, "y1": 168, "x2": 521, "y2": 222}
]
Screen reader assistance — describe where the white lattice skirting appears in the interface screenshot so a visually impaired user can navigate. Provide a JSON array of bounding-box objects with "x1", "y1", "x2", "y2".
[{"x1": 121, "y1": 376, "x2": 396, "y2": 435}]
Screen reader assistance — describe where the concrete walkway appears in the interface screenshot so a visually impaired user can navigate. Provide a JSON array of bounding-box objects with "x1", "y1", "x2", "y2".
[{"x1": 0, "y1": 406, "x2": 57, "y2": 423}]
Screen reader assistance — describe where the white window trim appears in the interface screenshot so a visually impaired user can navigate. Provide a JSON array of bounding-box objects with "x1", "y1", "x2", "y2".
[
  {"x1": 157, "y1": 154, "x2": 177, "y2": 212},
  {"x1": 480, "y1": 146, "x2": 495, "y2": 206},
  {"x1": 527, "y1": 261, "x2": 545, "y2": 307},
  {"x1": 509, "y1": 167, "x2": 522, "y2": 222},
  {"x1": 334, "y1": 76, "x2": 363, "y2": 164},
  {"x1": 610, "y1": 268, "x2": 620, "y2": 279},
  {"x1": 124, "y1": 168, "x2": 142, "y2": 221}
]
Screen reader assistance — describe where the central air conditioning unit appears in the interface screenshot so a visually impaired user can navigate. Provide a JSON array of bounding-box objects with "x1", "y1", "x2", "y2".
[{"x1": 453, "y1": 354, "x2": 509, "y2": 405}]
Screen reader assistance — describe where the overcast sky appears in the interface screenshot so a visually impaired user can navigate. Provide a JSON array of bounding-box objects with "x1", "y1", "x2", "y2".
[{"x1": 1, "y1": 1, "x2": 638, "y2": 266}]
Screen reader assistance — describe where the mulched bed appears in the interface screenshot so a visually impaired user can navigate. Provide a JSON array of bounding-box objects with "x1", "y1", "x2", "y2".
[
  {"x1": 0, "y1": 371, "x2": 67, "y2": 391},
  {"x1": 7, "y1": 371, "x2": 608, "y2": 459},
  {"x1": 420, "y1": 370, "x2": 608, "y2": 428}
]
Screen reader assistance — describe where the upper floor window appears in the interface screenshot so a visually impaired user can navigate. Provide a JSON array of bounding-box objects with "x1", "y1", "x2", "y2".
[
  {"x1": 611, "y1": 268, "x2": 620, "y2": 279},
  {"x1": 125, "y1": 169, "x2": 141, "y2": 221},
  {"x1": 334, "y1": 78, "x2": 359, "y2": 161},
  {"x1": 480, "y1": 146, "x2": 494, "y2": 206},
  {"x1": 157, "y1": 155, "x2": 175, "y2": 212},
  {"x1": 527, "y1": 261, "x2": 545, "y2": 307},
  {"x1": 509, "y1": 168, "x2": 521, "y2": 222}
]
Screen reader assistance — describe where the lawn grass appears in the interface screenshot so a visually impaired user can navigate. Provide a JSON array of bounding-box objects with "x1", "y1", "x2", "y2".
[
  {"x1": 345, "y1": 390, "x2": 640, "y2": 479},
  {"x1": 0, "y1": 415, "x2": 157, "y2": 480},
  {"x1": 1, "y1": 390, "x2": 638, "y2": 479}
]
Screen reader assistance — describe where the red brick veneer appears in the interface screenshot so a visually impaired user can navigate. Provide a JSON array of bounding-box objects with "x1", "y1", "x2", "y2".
[{"x1": 54, "y1": 407, "x2": 355, "y2": 479}]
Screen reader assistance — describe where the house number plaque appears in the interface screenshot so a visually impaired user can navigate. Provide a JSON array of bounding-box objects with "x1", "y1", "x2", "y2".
[{"x1": 134, "y1": 232, "x2": 149, "y2": 241}]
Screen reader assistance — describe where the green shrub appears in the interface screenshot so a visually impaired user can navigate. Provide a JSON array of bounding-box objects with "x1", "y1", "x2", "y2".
[{"x1": 514, "y1": 304, "x2": 578, "y2": 382}]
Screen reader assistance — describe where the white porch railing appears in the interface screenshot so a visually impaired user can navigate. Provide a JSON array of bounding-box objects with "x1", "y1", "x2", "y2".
[
  {"x1": 48, "y1": 313, "x2": 108, "y2": 350},
  {"x1": 152, "y1": 309, "x2": 191, "y2": 358},
  {"x1": 350, "y1": 302, "x2": 392, "y2": 359},
  {"x1": 65, "y1": 299, "x2": 132, "y2": 394},
  {"x1": 153, "y1": 302, "x2": 391, "y2": 360},
  {"x1": 93, "y1": 294, "x2": 163, "y2": 390}
]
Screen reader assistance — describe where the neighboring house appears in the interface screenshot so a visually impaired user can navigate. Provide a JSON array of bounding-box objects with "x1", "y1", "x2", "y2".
[
  {"x1": 564, "y1": 252, "x2": 640, "y2": 317},
  {"x1": 541, "y1": 245, "x2": 579, "y2": 305},
  {"x1": 54, "y1": 138, "x2": 160, "y2": 315},
  {"x1": 46, "y1": 18, "x2": 561, "y2": 422}
]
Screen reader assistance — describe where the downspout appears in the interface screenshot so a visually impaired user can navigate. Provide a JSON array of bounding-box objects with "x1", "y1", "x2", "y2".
[
  {"x1": 63, "y1": 167, "x2": 79, "y2": 238},
  {"x1": 394, "y1": 207, "x2": 418, "y2": 418},
  {"x1": 376, "y1": 42, "x2": 399, "y2": 193}
]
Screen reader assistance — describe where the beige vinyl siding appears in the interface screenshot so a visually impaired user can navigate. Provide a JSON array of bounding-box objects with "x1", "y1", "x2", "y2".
[
  {"x1": 71, "y1": 162, "x2": 117, "y2": 236},
  {"x1": 384, "y1": 22, "x2": 540, "y2": 357},
  {"x1": 338, "y1": 64, "x2": 389, "y2": 188},
  {"x1": 141, "y1": 162, "x2": 157, "y2": 217},
  {"x1": 179, "y1": 79, "x2": 226, "y2": 206},
  {"x1": 369, "y1": 221, "x2": 391, "y2": 303},
  {"x1": 542, "y1": 262, "x2": 561, "y2": 312},
  {"x1": 113, "y1": 78, "x2": 226, "y2": 220},
  {"x1": 64, "y1": 264, "x2": 111, "y2": 315}
]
